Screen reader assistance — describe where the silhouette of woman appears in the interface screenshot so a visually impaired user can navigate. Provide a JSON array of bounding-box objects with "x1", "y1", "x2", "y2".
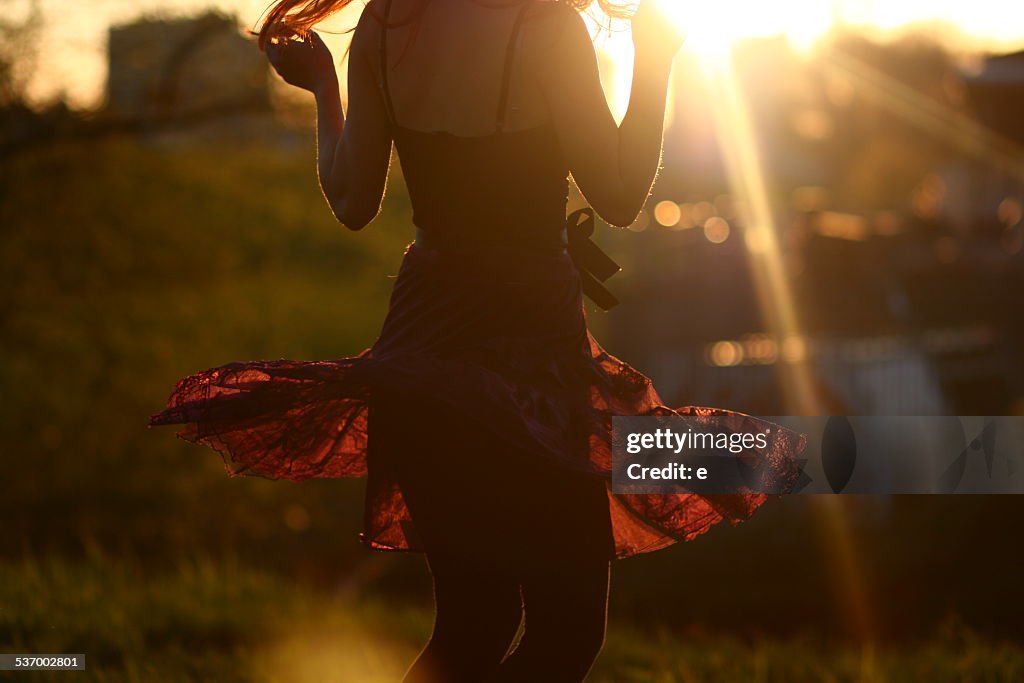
[{"x1": 149, "y1": 1, "x2": 804, "y2": 680}]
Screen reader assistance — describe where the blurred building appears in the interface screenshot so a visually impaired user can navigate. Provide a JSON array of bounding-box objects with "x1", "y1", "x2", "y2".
[
  {"x1": 106, "y1": 12, "x2": 270, "y2": 120},
  {"x1": 965, "y1": 50, "x2": 1024, "y2": 146},
  {"x1": 939, "y1": 50, "x2": 1024, "y2": 237}
]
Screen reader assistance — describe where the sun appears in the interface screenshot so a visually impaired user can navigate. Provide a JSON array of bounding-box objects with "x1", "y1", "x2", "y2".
[
  {"x1": 588, "y1": 0, "x2": 835, "y2": 121},
  {"x1": 656, "y1": 0, "x2": 835, "y2": 60},
  {"x1": 659, "y1": 1, "x2": 761, "y2": 60}
]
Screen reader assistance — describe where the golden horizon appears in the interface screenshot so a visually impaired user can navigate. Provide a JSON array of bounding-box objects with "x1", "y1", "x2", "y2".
[{"x1": 24, "y1": 0, "x2": 1024, "y2": 108}]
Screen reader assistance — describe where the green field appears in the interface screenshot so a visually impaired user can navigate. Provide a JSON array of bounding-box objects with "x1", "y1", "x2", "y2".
[{"x1": 4, "y1": 554, "x2": 1023, "y2": 683}]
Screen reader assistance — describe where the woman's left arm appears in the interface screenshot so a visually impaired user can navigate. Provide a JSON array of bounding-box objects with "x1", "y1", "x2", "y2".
[{"x1": 266, "y1": 16, "x2": 393, "y2": 230}]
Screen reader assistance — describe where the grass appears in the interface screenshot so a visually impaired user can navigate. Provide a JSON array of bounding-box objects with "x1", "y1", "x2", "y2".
[
  {"x1": 3, "y1": 554, "x2": 1023, "y2": 683},
  {"x1": 2, "y1": 554, "x2": 426, "y2": 683},
  {"x1": 3, "y1": 130, "x2": 1024, "y2": 682},
  {"x1": 0, "y1": 136, "x2": 410, "y2": 566}
]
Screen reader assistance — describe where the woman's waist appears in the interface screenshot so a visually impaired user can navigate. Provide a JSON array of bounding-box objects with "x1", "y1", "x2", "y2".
[
  {"x1": 377, "y1": 243, "x2": 587, "y2": 358},
  {"x1": 393, "y1": 238, "x2": 583, "y2": 309},
  {"x1": 413, "y1": 225, "x2": 569, "y2": 256}
]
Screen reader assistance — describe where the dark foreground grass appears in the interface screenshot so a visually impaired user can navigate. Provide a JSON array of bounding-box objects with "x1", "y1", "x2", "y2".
[{"x1": 3, "y1": 555, "x2": 1022, "y2": 683}]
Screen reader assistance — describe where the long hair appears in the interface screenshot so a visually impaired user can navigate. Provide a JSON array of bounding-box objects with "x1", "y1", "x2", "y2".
[{"x1": 255, "y1": 0, "x2": 634, "y2": 50}]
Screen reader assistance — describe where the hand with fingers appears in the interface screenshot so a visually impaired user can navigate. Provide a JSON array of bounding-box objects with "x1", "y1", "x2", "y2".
[{"x1": 263, "y1": 27, "x2": 337, "y2": 93}]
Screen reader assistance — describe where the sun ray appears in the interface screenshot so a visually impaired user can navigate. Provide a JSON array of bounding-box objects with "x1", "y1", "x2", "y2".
[
  {"x1": 698, "y1": 44, "x2": 879, "y2": 654},
  {"x1": 823, "y1": 49, "x2": 1024, "y2": 181}
]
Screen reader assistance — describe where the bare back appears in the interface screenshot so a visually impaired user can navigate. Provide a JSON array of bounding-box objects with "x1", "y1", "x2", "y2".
[
  {"x1": 328, "y1": 0, "x2": 675, "y2": 229},
  {"x1": 354, "y1": 0, "x2": 564, "y2": 136}
]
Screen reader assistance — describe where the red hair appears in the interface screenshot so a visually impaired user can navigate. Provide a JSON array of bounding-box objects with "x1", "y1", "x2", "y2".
[{"x1": 255, "y1": 0, "x2": 635, "y2": 50}]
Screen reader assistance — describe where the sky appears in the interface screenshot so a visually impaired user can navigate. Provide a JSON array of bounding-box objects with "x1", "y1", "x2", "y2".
[{"x1": 22, "y1": 0, "x2": 1024, "y2": 108}]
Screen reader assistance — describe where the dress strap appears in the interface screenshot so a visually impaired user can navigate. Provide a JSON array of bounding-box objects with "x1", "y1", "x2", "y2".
[
  {"x1": 495, "y1": 0, "x2": 534, "y2": 133},
  {"x1": 379, "y1": 0, "x2": 398, "y2": 127}
]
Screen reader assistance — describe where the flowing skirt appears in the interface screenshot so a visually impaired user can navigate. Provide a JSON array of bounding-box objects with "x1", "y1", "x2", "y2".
[{"x1": 149, "y1": 240, "x2": 805, "y2": 559}]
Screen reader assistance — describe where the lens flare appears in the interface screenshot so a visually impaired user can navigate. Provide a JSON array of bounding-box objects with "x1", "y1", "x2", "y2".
[{"x1": 656, "y1": 0, "x2": 834, "y2": 60}]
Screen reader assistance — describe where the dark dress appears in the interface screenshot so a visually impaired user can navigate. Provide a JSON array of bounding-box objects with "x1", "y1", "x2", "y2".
[{"x1": 149, "y1": 0, "x2": 805, "y2": 564}]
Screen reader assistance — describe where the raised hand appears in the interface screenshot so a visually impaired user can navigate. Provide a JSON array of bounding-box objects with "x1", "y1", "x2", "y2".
[
  {"x1": 264, "y1": 28, "x2": 337, "y2": 93},
  {"x1": 631, "y1": 0, "x2": 686, "y2": 64}
]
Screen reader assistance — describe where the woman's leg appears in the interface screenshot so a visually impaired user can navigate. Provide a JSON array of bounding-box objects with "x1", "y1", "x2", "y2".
[
  {"x1": 492, "y1": 560, "x2": 610, "y2": 683},
  {"x1": 403, "y1": 553, "x2": 523, "y2": 683},
  {"x1": 375, "y1": 397, "x2": 524, "y2": 682},
  {"x1": 372, "y1": 391, "x2": 613, "y2": 682},
  {"x1": 491, "y1": 453, "x2": 614, "y2": 683}
]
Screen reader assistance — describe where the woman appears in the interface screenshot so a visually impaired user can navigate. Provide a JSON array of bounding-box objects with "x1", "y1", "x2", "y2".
[{"x1": 150, "y1": 0, "x2": 804, "y2": 680}]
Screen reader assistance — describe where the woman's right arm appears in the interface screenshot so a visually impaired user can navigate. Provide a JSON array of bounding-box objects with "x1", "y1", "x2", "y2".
[
  {"x1": 536, "y1": 1, "x2": 684, "y2": 227},
  {"x1": 265, "y1": 8, "x2": 393, "y2": 231}
]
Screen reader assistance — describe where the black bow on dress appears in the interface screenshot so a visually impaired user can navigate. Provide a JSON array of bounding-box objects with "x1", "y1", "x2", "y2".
[{"x1": 566, "y1": 207, "x2": 621, "y2": 311}]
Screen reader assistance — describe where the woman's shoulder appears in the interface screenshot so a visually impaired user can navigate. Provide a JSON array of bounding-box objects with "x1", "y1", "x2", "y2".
[
  {"x1": 522, "y1": 0, "x2": 594, "y2": 65},
  {"x1": 526, "y1": 0, "x2": 586, "y2": 31},
  {"x1": 349, "y1": 0, "x2": 388, "y2": 67},
  {"x1": 349, "y1": 0, "x2": 589, "y2": 64},
  {"x1": 353, "y1": 0, "x2": 384, "y2": 36}
]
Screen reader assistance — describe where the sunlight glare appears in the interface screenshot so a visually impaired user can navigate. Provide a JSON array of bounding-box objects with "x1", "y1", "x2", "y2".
[{"x1": 657, "y1": 0, "x2": 834, "y2": 60}]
